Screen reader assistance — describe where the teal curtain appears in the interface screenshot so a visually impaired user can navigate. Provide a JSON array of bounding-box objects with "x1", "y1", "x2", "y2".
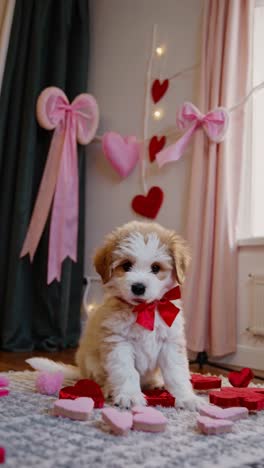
[{"x1": 0, "y1": 0, "x2": 89, "y2": 351}]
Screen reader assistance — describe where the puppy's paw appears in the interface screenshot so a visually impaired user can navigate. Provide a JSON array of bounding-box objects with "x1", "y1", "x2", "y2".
[
  {"x1": 176, "y1": 394, "x2": 206, "y2": 412},
  {"x1": 113, "y1": 391, "x2": 146, "y2": 409}
]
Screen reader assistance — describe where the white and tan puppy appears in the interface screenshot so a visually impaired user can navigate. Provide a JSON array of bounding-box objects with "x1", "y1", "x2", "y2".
[{"x1": 28, "y1": 221, "x2": 202, "y2": 410}]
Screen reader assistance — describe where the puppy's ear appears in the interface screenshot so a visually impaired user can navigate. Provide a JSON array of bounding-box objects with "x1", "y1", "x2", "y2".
[
  {"x1": 93, "y1": 243, "x2": 113, "y2": 284},
  {"x1": 170, "y1": 233, "x2": 191, "y2": 285}
]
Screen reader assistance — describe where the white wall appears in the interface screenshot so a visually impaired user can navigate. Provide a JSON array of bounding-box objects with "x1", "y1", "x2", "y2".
[
  {"x1": 213, "y1": 245, "x2": 264, "y2": 371},
  {"x1": 84, "y1": 2, "x2": 264, "y2": 371},
  {"x1": 85, "y1": 0, "x2": 203, "y2": 274}
]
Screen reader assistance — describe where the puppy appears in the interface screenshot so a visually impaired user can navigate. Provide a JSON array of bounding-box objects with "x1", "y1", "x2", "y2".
[{"x1": 28, "y1": 221, "x2": 202, "y2": 410}]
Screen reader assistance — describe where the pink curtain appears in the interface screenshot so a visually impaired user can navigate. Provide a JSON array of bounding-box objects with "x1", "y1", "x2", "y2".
[{"x1": 184, "y1": 0, "x2": 253, "y2": 357}]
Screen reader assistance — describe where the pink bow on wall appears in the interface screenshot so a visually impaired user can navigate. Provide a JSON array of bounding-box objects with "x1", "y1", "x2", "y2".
[
  {"x1": 20, "y1": 87, "x2": 99, "y2": 284},
  {"x1": 156, "y1": 102, "x2": 229, "y2": 167}
]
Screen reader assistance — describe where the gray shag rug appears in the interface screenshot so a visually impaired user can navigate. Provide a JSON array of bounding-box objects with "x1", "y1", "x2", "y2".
[{"x1": 1, "y1": 371, "x2": 264, "y2": 468}]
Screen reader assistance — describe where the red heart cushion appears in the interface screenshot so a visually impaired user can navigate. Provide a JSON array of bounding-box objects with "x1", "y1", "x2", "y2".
[
  {"x1": 59, "y1": 379, "x2": 104, "y2": 408},
  {"x1": 228, "y1": 368, "x2": 254, "y2": 387},
  {"x1": 149, "y1": 136, "x2": 166, "y2": 162},
  {"x1": 209, "y1": 387, "x2": 264, "y2": 411},
  {"x1": 151, "y1": 79, "x2": 169, "y2": 103},
  {"x1": 191, "y1": 374, "x2": 222, "y2": 390},
  {"x1": 132, "y1": 186, "x2": 163, "y2": 219},
  {"x1": 144, "y1": 388, "x2": 175, "y2": 407}
]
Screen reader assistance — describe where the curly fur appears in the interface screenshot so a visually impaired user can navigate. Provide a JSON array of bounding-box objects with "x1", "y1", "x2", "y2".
[{"x1": 28, "y1": 221, "x2": 203, "y2": 410}]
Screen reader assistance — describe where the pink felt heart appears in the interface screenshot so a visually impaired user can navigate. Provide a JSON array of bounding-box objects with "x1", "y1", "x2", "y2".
[
  {"x1": 53, "y1": 397, "x2": 94, "y2": 421},
  {"x1": 132, "y1": 410, "x2": 167, "y2": 433},
  {"x1": 102, "y1": 132, "x2": 140, "y2": 178},
  {"x1": 102, "y1": 408, "x2": 133, "y2": 436},
  {"x1": 197, "y1": 415, "x2": 233, "y2": 435},
  {"x1": 132, "y1": 405, "x2": 162, "y2": 416},
  {"x1": 0, "y1": 377, "x2": 9, "y2": 387},
  {"x1": 199, "y1": 404, "x2": 248, "y2": 421}
]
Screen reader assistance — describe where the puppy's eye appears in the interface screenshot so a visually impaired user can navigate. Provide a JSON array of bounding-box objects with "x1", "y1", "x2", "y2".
[
  {"x1": 151, "y1": 263, "x2": 160, "y2": 274},
  {"x1": 122, "y1": 261, "x2": 132, "y2": 272}
]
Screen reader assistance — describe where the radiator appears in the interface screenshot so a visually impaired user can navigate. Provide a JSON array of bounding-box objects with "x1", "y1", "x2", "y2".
[{"x1": 248, "y1": 274, "x2": 264, "y2": 336}]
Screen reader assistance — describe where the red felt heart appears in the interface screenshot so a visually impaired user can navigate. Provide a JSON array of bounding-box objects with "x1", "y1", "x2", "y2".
[
  {"x1": 144, "y1": 388, "x2": 175, "y2": 407},
  {"x1": 149, "y1": 136, "x2": 166, "y2": 163},
  {"x1": 228, "y1": 368, "x2": 254, "y2": 387},
  {"x1": 132, "y1": 186, "x2": 163, "y2": 219},
  {"x1": 209, "y1": 387, "x2": 264, "y2": 411},
  {"x1": 59, "y1": 379, "x2": 104, "y2": 408},
  {"x1": 151, "y1": 79, "x2": 169, "y2": 103},
  {"x1": 191, "y1": 374, "x2": 222, "y2": 390}
]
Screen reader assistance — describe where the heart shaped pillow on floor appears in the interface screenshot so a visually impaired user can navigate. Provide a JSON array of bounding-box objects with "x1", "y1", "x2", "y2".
[
  {"x1": 59, "y1": 379, "x2": 104, "y2": 408},
  {"x1": 228, "y1": 368, "x2": 254, "y2": 387}
]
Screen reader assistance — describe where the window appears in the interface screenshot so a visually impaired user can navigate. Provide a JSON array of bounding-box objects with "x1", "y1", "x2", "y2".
[
  {"x1": 251, "y1": 2, "x2": 264, "y2": 236},
  {"x1": 238, "y1": 2, "x2": 264, "y2": 241}
]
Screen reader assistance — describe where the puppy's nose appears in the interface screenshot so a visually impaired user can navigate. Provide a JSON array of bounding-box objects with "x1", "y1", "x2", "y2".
[{"x1": 131, "y1": 283, "x2": 146, "y2": 296}]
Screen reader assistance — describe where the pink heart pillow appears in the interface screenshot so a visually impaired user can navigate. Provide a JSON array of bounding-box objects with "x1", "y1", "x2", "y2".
[{"x1": 102, "y1": 132, "x2": 140, "y2": 178}]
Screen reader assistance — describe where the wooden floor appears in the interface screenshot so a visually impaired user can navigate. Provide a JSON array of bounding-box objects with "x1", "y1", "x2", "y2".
[
  {"x1": 0, "y1": 349, "x2": 263, "y2": 383},
  {"x1": 0, "y1": 349, "x2": 76, "y2": 372}
]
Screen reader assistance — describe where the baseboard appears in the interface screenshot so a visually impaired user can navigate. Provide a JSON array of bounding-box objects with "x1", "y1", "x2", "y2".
[{"x1": 211, "y1": 345, "x2": 264, "y2": 371}]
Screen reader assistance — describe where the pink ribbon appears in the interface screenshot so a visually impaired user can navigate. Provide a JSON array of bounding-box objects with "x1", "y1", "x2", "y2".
[
  {"x1": 156, "y1": 102, "x2": 229, "y2": 167},
  {"x1": 20, "y1": 87, "x2": 99, "y2": 284}
]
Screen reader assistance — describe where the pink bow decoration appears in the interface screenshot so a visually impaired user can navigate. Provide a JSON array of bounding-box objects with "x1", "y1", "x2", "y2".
[
  {"x1": 156, "y1": 102, "x2": 229, "y2": 168},
  {"x1": 20, "y1": 87, "x2": 99, "y2": 284}
]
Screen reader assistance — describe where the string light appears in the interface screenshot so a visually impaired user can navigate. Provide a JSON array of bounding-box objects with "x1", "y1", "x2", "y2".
[
  {"x1": 156, "y1": 46, "x2": 165, "y2": 56},
  {"x1": 153, "y1": 109, "x2": 163, "y2": 120}
]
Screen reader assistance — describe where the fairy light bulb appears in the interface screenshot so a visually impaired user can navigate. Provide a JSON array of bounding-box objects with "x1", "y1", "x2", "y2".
[
  {"x1": 156, "y1": 46, "x2": 165, "y2": 56},
  {"x1": 153, "y1": 109, "x2": 163, "y2": 120}
]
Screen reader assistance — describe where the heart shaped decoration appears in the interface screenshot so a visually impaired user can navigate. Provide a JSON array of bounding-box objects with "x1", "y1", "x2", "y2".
[
  {"x1": 133, "y1": 410, "x2": 167, "y2": 433},
  {"x1": 199, "y1": 404, "x2": 248, "y2": 421},
  {"x1": 0, "y1": 447, "x2": 5, "y2": 464},
  {"x1": 0, "y1": 388, "x2": 9, "y2": 398},
  {"x1": 53, "y1": 397, "x2": 94, "y2": 421},
  {"x1": 102, "y1": 408, "x2": 133, "y2": 436},
  {"x1": 228, "y1": 368, "x2": 254, "y2": 387},
  {"x1": 209, "y1": 387, "x2": 264, "y2": 411},
  {"x1": 59, "y1": 379, "x2": 104, "y2": 408},
  {"x1": 149, "y1": 136, "x2": 166, "y2": 162},
  {"x1": 132, "y1": 186, "x2": 163, "y2": 219},
  {"x1": 197, "y1": 415, "x2": 233, "y2": 435},
  {"x1": 36, "y1": 371, "x2": 64, "y2": 395},
  {"x1": 102, "y1": 132, "x2": 140, "y2": 178},
  {"x1": 151, "y1": 79, "x2": 169, "y2": 103},
  {"x1": 191, "y1": 374, "x2": 222, "y2": 390},
  {"x1": 143, "y1": 388, "x2": 175, "y2": 407},
  {"x1": 0, "y1": 377, "x2": 9, "y2": 387},
  {"x1": 132, "y1": 405, "x2": 164, "y2": 416}
]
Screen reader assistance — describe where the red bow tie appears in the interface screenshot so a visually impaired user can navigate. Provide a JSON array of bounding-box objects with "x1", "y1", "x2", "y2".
[{"x1": 133, "y1": 286, "x2": 181, "y2": 331}]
